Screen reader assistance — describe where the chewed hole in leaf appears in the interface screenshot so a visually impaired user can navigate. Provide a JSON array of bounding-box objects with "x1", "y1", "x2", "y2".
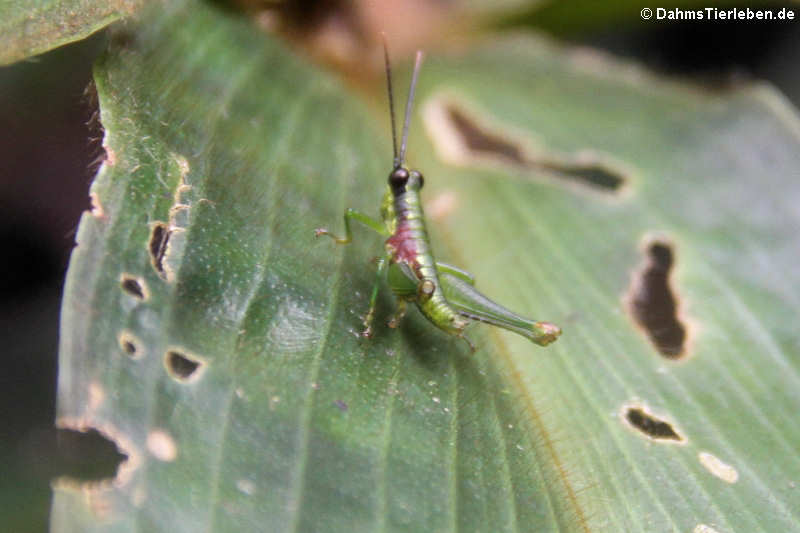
[
  {"x1": 120, "y1": 274, "x2": 147, "y2": 300},
  {"x1": 623, "y1": 405, "x2": 684, "y2": 443},
  {"x1": 627, "y1": 238, "x2": 688, "y2": 359},
  {"x1": 149, "y1": 222, "x2": 170, "y2": 279},
  {"x1": 446, "y1": 106, "x2": 526, "y2": 164},
  {"x1": 89, "y1": 192, "x2": 105, "y2": 218},
  {"x1": 54, "y1": 418, "x2": 140, "y2": 490},
  {"x1": 538, "y1": 160, "x2": 624, "y2": 191},
  {"x1": 164, "y1": 349, "x2": 205, "y2": 383},
  {"x1": 53, "y1": 427, "x2": 129, "y2": 483},
  {"x1": 122, "y1": 339, "x2": 136, "y2": 355},
  {"x1": 118, "y1": 330, "x2": 143, "y2": 359},
  {"x1": 424, "y1": 97, "x2": 626, "y2": 193}
]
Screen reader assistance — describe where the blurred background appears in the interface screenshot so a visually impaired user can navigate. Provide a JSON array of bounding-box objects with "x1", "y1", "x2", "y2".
[{"x1": 1, "y1": 2, "x2": 798, "y2": 531}]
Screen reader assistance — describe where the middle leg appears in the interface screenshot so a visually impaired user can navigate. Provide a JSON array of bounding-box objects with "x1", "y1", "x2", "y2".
[{"x1": 387, "y1": 299, "x2": 408, "y2": 329}]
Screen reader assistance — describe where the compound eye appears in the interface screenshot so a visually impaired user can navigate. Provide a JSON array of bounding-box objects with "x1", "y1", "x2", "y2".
[
  {"x1": 409, "y1": 170, "x2": 425, "y2": 188},
  {"x1": 389, "y1": 168, "x2": 409, "y2": 187}
]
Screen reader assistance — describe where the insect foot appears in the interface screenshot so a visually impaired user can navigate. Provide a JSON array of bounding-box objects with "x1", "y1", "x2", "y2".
[
  {"x1": 532, "y1": 321, "x2": 562, "y2": 346},
  {"x1": 460, "y1": 334, "x2": 477, "y2": 353}
]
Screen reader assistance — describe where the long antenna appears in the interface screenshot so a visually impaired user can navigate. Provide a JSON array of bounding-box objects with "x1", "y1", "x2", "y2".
[
  {"x1": 382, "y1": 35, "x2": 399, "y2": 168},
  {"x1": 398, "y1": 50, "x2": 424, "y2": 166}
]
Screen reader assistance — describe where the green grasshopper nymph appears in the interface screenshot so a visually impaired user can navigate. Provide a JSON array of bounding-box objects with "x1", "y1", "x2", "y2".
[{"x1": 315, "y1": 44, "x2": 561, "y2": 351}]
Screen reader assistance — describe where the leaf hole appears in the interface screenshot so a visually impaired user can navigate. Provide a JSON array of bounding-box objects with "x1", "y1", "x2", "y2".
[
  {"x1": 623, "y1": 405, "x2": 684, "y2": 442},
  {"x1": 149, "y1": 222, "x2": 170, "y2": 279},
  {"x1": 120, "y1": 274, "x2": 148, "y2": 300},
  {"x1": 54, "y1": 418, "x2": 140, "y2": 490},
  {"x1": 53, "y1": 427, "x2": 129, "y2": 483},
  {"x1": 117, "y1": 331, "x2": 143, "y2": 359},
  {"x1": 627, "y1": 237, "x2": 689, "y2": 359},
  {"x1": 424, "y1": 97, "x2": 627, "y2": 193},
  {"x1": 537, "y1": 159, "x2": 624, "y2": 191},
  {"x1": 164, "y1": 349, "x2": 205, "y2": 383},
  {"x1": 446, "y1": 106, "x2": 526, "y2": 164}
]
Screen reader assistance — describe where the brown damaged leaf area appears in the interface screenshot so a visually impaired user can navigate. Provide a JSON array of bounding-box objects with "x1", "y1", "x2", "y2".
[
  {"x1": 163, "y1": 348, "x2": 206, "y2": 383},
  {"x1": 53, "y1": 417, "x2": 138, "y2": 492},
  {"x1": 625, "y1": 237, "x2": 691, "y2": 360},
  {"x1": 621, "y1": 403, "x2": 685, "y2": 443},
  {"x1": 423, "y1": 95, "x2": 629, "y2": 194},
  {"x1": 120, "y1": 273, "x2": 148, "y2": 300}
]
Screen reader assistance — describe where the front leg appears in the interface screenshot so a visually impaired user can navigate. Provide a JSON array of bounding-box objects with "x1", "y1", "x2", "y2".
[{"x1": 315, "y1": 208, "x2": 389, "y2": 244}]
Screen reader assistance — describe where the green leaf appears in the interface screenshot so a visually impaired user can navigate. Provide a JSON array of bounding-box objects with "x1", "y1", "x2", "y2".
[
  {"x1": 53, "y1": 1, "x2": 800, "y2": 532},
  {"x1": 0, "y1": 0, "x2": 137, "y2": 65}
]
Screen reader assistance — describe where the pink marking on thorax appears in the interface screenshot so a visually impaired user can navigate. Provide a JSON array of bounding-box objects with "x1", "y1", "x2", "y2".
[{"x1": 386, "y1": 220, "x2": 418, "y2": 265}]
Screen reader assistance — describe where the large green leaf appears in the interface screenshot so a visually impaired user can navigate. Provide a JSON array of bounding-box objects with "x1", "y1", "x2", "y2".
[
  {"x1": 53, "y1": 1, "x2": 800, "y2": 532},
  {"x1": 0, "y1": 0, "x2": 138, "y2": 65}
]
